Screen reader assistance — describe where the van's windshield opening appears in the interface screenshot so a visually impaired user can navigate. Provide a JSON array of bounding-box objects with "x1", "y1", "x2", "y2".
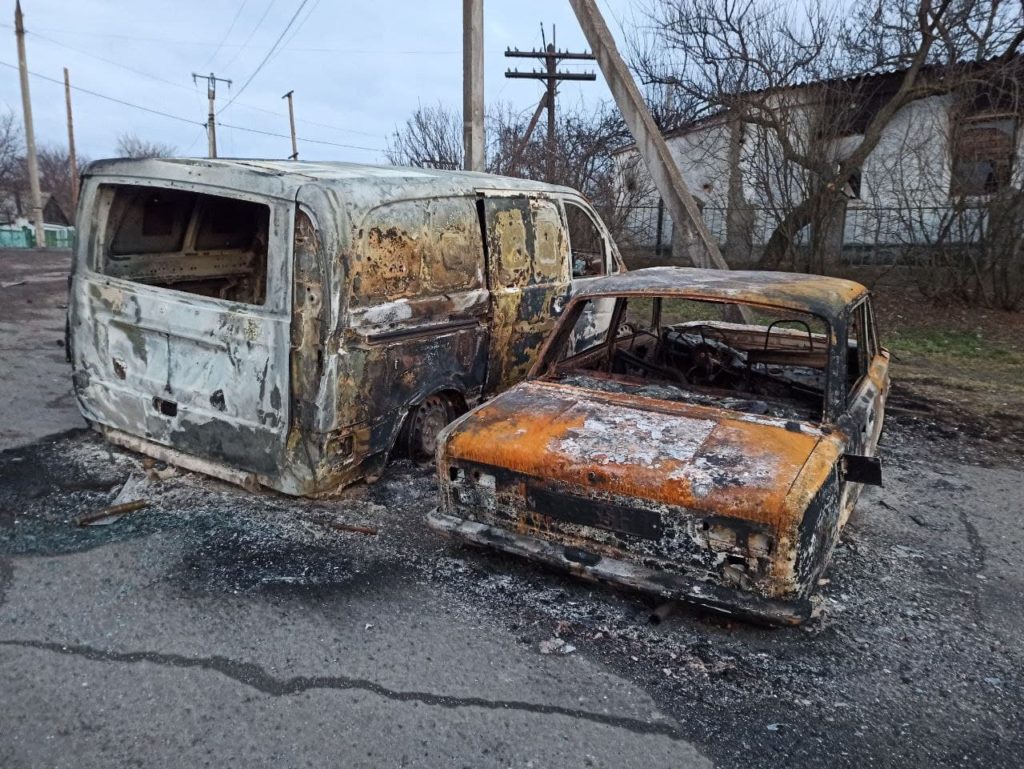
[
  {"x1": 547, "y1": 295, "x2": 831, "y2": 423},
  {"x1": 97, "y1": 185, "x2": 270, "y2": 305}
]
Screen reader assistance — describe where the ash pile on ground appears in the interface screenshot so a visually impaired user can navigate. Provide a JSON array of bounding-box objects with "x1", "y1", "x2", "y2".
[{"x1": 1, "y1": 416, "x2": 1021, "y2": 768}]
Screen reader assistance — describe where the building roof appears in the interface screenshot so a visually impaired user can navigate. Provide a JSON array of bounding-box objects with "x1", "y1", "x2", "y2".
[
  {"x1": 0, "y1": 192, "x2": 70, "y2": 225},
  {"x1": 574, "y1": 266, "x2": 867, "y2": 319},
  {"x1": 611, "y1": 54, "x2": 1024, "y2": 155}
]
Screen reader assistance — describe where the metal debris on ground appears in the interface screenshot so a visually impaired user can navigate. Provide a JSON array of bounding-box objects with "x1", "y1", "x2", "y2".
[{"x1": 73, "y1": 499, "x2": 148, "y2": 527}]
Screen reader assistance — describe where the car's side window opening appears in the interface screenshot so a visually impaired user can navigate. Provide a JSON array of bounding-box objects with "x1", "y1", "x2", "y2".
[
  {"x1": 564, "y1": 201, "x2": 606, "y2": 278},
  {"x1": 546, "y1": 295, "x2": 831, "y2": 422},
  {"x1": 847, "y1": 302, "x2": 873, "y2": 393},
  {"x1": 98, "y1": 185, "x2": 270, "y2": 306}
]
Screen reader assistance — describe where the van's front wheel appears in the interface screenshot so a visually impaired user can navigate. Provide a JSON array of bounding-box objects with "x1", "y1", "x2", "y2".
[{"x1": 403, "y1": 394, "x2": 455, "y2": 461}]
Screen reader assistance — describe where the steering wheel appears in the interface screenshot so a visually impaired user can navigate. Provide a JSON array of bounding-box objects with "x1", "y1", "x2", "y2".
[
  {"x1": 614, "y1": 346, "x2": 686, "y2": 383},
  {"x1": 685, "y1": 325, "x2": 733, "y2": 384}
]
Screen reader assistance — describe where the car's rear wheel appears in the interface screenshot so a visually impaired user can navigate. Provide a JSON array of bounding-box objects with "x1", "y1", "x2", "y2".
[{"x1": 404, "y1": 394, "x2": 455, "y2": 461}]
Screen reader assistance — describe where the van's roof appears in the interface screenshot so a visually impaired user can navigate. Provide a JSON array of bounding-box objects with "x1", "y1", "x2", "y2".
[{"x1": 84, "y1": 157, "x2": 579, "y2": 202}]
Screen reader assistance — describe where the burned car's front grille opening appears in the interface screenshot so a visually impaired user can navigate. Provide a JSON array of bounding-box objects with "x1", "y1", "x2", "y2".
[
  {"x1": 547, "y1": 295, "x2": 830, "y2": 422},
  {"x1": 97, "y1": 185, "x2": 270, "y2": 305}
]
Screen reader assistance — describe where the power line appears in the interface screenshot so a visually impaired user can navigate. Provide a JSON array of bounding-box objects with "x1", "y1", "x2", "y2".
[
  {"x1": 222, "y1": 99, "x2": 381, "y2": 138},
  {"x1": 219, "y1": 0, "x2": 310, "y2": 113},
  {"x1": 27, "y1": 29, "x2": 197, "y2": 94},
  {"x1": 216, "y1": 121, "x2": 382, "y2": 152},
  {"x1": 221, "y1": 0, "x2": 277, "y2": 71},
  {"x1": 270, "y1": 0, "x2": 321, "y2": 64},
  {"x1": 6, "y1": 23, "x2": 457, "y2": 54},
  {"x1": 0, "y1": 59, "x2": 202, "y2": 126},
  {"x1": 13, "y1": 25, "x2": 381, "y2": 144},
  {"x1": 202, "y1": 0, "x2": 249, "y2": 69}
]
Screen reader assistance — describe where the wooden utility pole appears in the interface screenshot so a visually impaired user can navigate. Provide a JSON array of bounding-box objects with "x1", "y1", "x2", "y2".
[
  {"x1": 191, "y1": 72, "x2": 231, "y2": 158},
  {"x1": 14, "y1": 1, "x2": 45, "y2": 249},
  {"x1": 462, "y1": 0, "x2": 485, "y2": 172},
  {"x1": 282, "y1": 90, "x2": 298, "y2": 160},
  {"x1": 567, "y1": 0, "x2": 730, "y2": 270},
  {"x1": 508, "y1": 93, "x2": 548, "y2": 172},
  {"x1": 63, "y1": 67, "x2": 78, "y2": 211},
  {"x1": 505, "y1": 24, "x2": 595, "y2": 183}
]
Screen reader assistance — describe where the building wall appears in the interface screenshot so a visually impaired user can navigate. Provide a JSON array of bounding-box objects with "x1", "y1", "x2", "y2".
[{"x1": 614, "y1": 91, "x2": 1024, "y2": 255}]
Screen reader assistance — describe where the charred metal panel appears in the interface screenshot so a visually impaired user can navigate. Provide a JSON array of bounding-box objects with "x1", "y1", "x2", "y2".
[
  {"x1": 432, "y1": 270, "x2": 889, "y2": 622},
  {"x1": 70, "y1": 160, "x2": 625, "y2": 496},
  {"x1": 482, "y1": 195, "x2": 571, "y2": 392}
]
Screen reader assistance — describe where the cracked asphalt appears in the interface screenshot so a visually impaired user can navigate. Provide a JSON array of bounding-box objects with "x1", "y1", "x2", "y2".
[{"x1": 1, "y1": 249, "x2": 1022, "y2": 768}]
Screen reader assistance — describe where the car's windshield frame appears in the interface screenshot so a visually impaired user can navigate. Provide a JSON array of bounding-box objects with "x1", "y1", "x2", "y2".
[{"x1": 534, "y1": 292, "x2": 841, "y2": 424}]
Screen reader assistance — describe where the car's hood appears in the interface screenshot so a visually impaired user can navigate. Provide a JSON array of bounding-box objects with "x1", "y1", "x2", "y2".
[{"x1": 442, "y1": 380, "x2": 842, "y2": 528}]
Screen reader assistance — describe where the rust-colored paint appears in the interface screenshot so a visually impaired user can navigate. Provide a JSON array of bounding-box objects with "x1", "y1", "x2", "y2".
[
  {"x1": 445, "y1": 381, "x2": 834, "y2": 530},
  {"x1": 433, "y1": 268, "x2": 889, "y2": 623}
]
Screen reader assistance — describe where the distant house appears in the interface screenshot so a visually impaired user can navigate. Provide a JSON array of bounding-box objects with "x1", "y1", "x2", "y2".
[
  {"x1": 0, "y1": 191, "x2": 71, "y2": 228},
  {"x1": 614, "y1": 57, "x2": 1024, "y2": 263},
  {"x1": 0, "y1": 192, "x2": 74, "y2": 248}
]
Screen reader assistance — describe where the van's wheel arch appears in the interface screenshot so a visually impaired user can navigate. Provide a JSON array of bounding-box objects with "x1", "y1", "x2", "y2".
[{"x1": 400, "y1": 391, "x2": 463, "y2": 461}]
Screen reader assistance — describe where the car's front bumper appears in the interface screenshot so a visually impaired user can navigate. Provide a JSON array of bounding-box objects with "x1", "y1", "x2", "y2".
[{"x1": 428, "y1": 510, "x2": 811, "y2": 626}]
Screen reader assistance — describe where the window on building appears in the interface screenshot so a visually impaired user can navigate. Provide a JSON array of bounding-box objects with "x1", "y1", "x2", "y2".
[{"x1": 950, "y1": 115, "x2": 1017, "y2": 196}]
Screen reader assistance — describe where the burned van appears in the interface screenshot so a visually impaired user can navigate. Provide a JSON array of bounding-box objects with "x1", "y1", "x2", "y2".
[{"x1": 68, "y1": 159, "x2": 622, "y2": 495}]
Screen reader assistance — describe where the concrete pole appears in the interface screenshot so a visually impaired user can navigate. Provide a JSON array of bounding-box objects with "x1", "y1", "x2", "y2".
[
  {"x1": 567, "y1": 0, "x2": 730, "y2": 270},
  {"x1": 462, "y1": 0, "x2": 485, "y2": 172},
  {"x1": 64, "y1": 67, "x2": 78, "y2": 212},
  {"x1": 206, "y1": 74, "x2": 217, "y2": 159},
  {"x1": 14, "y1": 1, "x2": 46, "y2": 249},
  {"x1": 282, "y1": 90, "x2": 298, "y2": 160}
]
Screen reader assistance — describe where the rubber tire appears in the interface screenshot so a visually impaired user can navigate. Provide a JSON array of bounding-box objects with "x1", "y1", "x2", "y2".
[{"x1": 404, "y1": 394, "x2": 455, "y2": 461}]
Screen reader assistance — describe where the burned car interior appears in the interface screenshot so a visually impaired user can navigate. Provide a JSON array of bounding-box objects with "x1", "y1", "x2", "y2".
[
  {"x1": 546, "y1": 296, "x2": 834, "y2": 423},
  {"x1": 97, "y1": 185, "x2": 270, "y2": 305}
]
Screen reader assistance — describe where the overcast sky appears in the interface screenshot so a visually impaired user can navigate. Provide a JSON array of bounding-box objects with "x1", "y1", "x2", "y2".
[{"x1": 0, "y1": 0, "x2": 636, "y2": 164}]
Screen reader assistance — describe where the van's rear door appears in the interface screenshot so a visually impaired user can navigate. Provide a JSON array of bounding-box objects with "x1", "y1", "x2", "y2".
[
  {"x1": 479, "y1": 192, "x2": 571, "y2": 393},
  {"x1": 70, "y1": 180, "x2": 294, "y2": 478}
]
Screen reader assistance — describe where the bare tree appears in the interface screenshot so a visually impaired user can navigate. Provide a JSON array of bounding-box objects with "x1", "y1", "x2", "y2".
[
  {"x1": 385, "y1": 99, "x2": 652, "y2": 241},
  {"x1": 116, "y1": 132, "x2": 176, "y2": 159},
  {"x1": 36, "y1": 145, "x2": 88, "y2": 217},
  {"x1": 384, "y1": 103, "x2": 463, "y2": 169},
  {"x1": 629, "y1": 0, "x2": 1024, "y2": 269},
  {"x1": 0, "y1": 108, "x2": 23, "y2": 221}
]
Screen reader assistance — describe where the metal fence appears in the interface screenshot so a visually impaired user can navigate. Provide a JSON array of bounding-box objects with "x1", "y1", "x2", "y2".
[
  {"x1": 617, "y1": 202, "x2": 988, "y2": 265},
  {"x1": 0, "y1": 227, "x2": 75, "y2": 249}
]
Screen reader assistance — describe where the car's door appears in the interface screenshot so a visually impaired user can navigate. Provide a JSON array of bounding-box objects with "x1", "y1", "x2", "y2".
[
  {"x1": 839, "y1": 298, "x2": 887, "y2": 524},
  {"x1": 71, "y1": 181, "x2": 293, "y2": 478},
  {"x1": 561, "y1": 197, "x2": 618, "y2": 351}
]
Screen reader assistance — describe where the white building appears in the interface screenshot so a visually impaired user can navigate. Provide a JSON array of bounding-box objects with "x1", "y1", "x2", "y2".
[{"x1": 613, "y1": 61, "x2": 1024, "y2": 264}]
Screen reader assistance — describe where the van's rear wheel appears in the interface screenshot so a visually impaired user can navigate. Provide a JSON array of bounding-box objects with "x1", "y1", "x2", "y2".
[{"x1": 405, "y1": 394, "x2": 455, "y2": 461}]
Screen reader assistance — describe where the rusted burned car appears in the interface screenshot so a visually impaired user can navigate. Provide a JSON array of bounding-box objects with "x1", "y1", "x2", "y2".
[
  {"x1": 68, "y1": 159, "x2": 622, "y2": 496},
  {"x1": 430, "y1": 267, "x2": 889, "y2": 624}
]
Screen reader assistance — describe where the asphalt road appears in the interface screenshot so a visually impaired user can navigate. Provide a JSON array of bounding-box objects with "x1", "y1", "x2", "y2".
[{"x1": 1, "y1": 248, "x2": 1021, "y2": 768}]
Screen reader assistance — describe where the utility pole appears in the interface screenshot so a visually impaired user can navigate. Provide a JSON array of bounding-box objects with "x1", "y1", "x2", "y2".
[
  {"x1": 508, "y1": 93, "x2": 548, "y2": 173},
  {"x1": 14, "y1": 1, "x2": 45, "y2": 249},
  {"x1": 191, "y1": 72, "x2": 231, "y2": 158},
  {"x1": 462, "y1": 0, "x2": 484, "y2": 172},
  {"x1": 63, "y1": 67, "x2": 78, "y2": 211},
  {"x1": 505, "y1": 24, "x2": 595, "y2": 183},
  {"x1": 282, "y1": 90, "x2": 298, "y2": 160},
  {"x1": 567, "y1": 0, "x2": 730, "y2": 271}
]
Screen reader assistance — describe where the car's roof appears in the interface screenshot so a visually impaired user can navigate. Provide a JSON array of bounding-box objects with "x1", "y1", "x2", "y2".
[{"x1": 576, "y1": 266, "x2": 868, "y2": 319}]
